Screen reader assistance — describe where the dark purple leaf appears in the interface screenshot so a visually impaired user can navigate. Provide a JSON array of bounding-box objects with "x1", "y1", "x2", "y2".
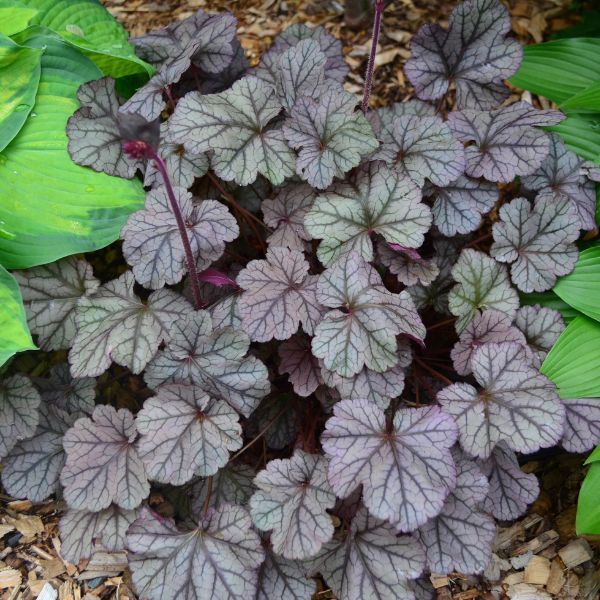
[
  {"x1": 278, "y1": 334, "x2": 323, "y2": 397},
  {"x1": 378, "y1": 242, "x2": 440, "y2": 287},
  {"x1": 35, "y1": 364, "x2": 96, "y2": 415}
]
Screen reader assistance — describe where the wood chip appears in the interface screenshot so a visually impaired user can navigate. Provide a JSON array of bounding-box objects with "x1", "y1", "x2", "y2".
[
  {"x1": 523, "y1": 555, "x2": 551, "y2": 586},
  {"x1": 0, "y1": 568, "x2": 22, "y2": 589},
  {"x1": 78, "y1": 553, "x2": 127, "y2": 580},
  {"x1": 558, "y1": 538, "x2": 593, "y2": 568},
  {"x1": 454, "y1": 590, "x2": 479, "y2": 600},
  {"x1": 513, "y1": 530, "x2": 559, "y2": 556},
  {"x1": 6, "y1": 515, "x2": 44, "y2": 537},
  {"x1": 429, "y1": 574, "x2": 449, "y2": 588},
  {"x1": 507, "y1": 582, "x2": 552, "y2": 599},
  {"x1": 0, "y1": 524, "x2": 15, "y2": 537},
  {"x1": 546, "y1": 559, "x2": 566, "y2": 595}
]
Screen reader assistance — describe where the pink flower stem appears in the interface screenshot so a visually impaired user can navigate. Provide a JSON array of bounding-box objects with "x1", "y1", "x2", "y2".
[{"x1": 361, "y1": 0, "x2": 385, "y2": 114}]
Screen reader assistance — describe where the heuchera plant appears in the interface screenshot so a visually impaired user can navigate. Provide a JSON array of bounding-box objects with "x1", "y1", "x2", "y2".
[{"x1": 2, "y1": 1, "x2": 599, "y2": 598}]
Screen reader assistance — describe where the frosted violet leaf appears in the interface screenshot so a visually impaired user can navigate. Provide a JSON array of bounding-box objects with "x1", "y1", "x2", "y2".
[
  {"x1": 0, "y1": 375, "x2": 40, "y2": 459},
  {"x1": 257, "y1": 549, "x2": 316, "y2": 600},
  {"x1": 404, "y1": 0, "x2": 522, "y2": 109},
  {"x1": 190, "y1": 463, "x2": 256, "y2": 515},
  {"x1": 491, "y1": 197, "x2": 579, "y2": 293},
  {"x1": 209, "y1": 290, "x2": 242, "y2": 330},
  {"x1": 2, "y1": 404, "x2": 74, "y2": 502},
  {"x1": 378, "y1": 242, "x2": 440, "y2": 287},
  {"x1": 127, "y1": 505, "x2": 264, "y2": 600},
  {"x1": 14, "y1": 257, "x2": 99, "y2": 352},
  {"x1": 262, "y1": 184, "x2": 315, "y2": 252},
  {"x1": 119, "y1": 70, "x2": 172, "y2": 123},
  {"x1": 450, "y1": 310, "x2": 527, "y2": 376},
  {"x1": 168, "y1": 76, "x2": 295, "y2": 185},
  {"x1": 237, "y1": 247, "x2": 323, "y2": 342},
  {"x1": 61, "y1": 405, "x2": 150, "y2": 511},
  {"x1": 426, "y1": 175, "x2": 498, "y2": 236},
  {"x1": 310, "y1": 506, "x2": 426, "y2": 600},
  {"x1": 278, "y1": 334, "x2": 323, "y2": 397},
  {"x1": 561, "y1": 398, "x2": 600, "y2": 454},
  {"x1": 367, "y1": 100, "x2": 436, "y2": 135},
  {"x1": 313, "y1": 252, "x2": 425, "y2": 377},
  {"x1": 411, "y1": 579, "x2": 436, "y2": 600},
  {"x1": 448, "y1": 103, "x2": 564, "y2": 182},
  {"x1": 448, "y1": 249, "x2": 519, "y2": 332},
  {"x1": 35, "y1": 364, "x2": 96, "y2": 415},
  {"x1": 417, "y1": 452, "x2": 495, "y2": 574},
  {"x1": 479, "y1": 442, "x2": 539, "y2": 520},
  {"x1": 59, "y1": 505, "x2": 136, "y2": 563},
  {"x1": 304, "y1": 162, "x2": 431, "y2": 266},
  {"x1": 144, "y1": 123, "x2": 209, "y2": 189},
  {"x1": 514, "y1": 305, "x2": 564, "y2": 368},
  {"x1": 522, "y1": 133, "x2": 597, "y2": 230},
  {"x1": 253, "y1": 394, "x2": 298, "y2": 450},
  {"x1": 121, "y1": 186, "x2": 238, "y2": 289},
  {"x1": 322, "y1": 400, "x2": 457, "y2": 530},
  {"x1": 144, "y1": 311, "x2": 270, "y2": 417},
  {"x1": 437, "y1": 341, "x2": 565, "y2": 459},
  {"x1": 67, "y1": 78, "x2": 146, "y2": 179},
  {"x1": 371, "y1": 114, "x2": 465, "y2": 187},
  {"x1": 136, "y1": 384, "x2": 242, "y2": 485},
  {"x1": 250, "y1": 449, "x2": 336, "y2": 559},
  {"x1": 69, "y1": 271, "x2": 192, "y2": 377},
  {"x1": 283, "y1": 89, "x2": 379, "y2": 190}
]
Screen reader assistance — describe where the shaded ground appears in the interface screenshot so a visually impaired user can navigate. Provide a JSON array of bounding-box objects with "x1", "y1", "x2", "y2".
[{"x1": 1, "y1": 1, "x2": 599, "y2": 599}]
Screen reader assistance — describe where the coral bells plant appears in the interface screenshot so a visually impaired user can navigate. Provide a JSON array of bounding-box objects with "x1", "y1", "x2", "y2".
[{"x1": 3, "y1": 0, "x2": 600, "y2": 598}]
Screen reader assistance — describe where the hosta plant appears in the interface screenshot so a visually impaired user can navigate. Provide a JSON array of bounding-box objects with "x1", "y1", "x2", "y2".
[{"x1": 2, "y1": 1, "x2": 599, "y2": 598}]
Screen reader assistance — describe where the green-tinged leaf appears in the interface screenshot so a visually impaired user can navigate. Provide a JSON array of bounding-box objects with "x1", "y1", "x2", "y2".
[
  {"x1": 576, "y1": 444, "x2": 600, "y2": 535},
  {"x1": 0, "y1": 31, "x2": 144, "y2": 269},
  {"x1": 0, "y1": 0, "x2": 38, "y2": 36},
  {"x1": 547, "y1": 113, "x2": 600, "y2": 163},
  {"x1": 552, "y1": 11, "x2": 600, "y2": 40},
  {"x1": 20, "y1": 0, "x2": 152, "y2": 78},
  {"x1": 0, "y1": 34, "x2": 41, "y2": 152},
  {"x1": 520, "y1": 291, "x2": 581, "y2": 322},
  {"x1": 561, "y1": 80, "x2": 600, "y2": 113},
  {"x1": 542, "y1": 316, "x2": 600, "y2": 398},
  {"x1": 554, "y1": 246, "x2": 600, "y2": 322},
  {"x1": 0, "y1": 265, "x2": 36, "y2": 367},
  {"x1": 510, "y1": 38, "x2": 600, "y2": 105},
  {"x1": 596, "y1": 185, "x2": 600, "y2": 225}
]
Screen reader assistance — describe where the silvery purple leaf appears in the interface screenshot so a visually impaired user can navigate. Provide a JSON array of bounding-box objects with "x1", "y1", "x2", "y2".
[
  {"x1": 367, "y1": 100, "x2": 436, "y2": 135},
  {"x1": 437, "y1": 342, "x2": 565, "y2": 459},
  {"x1": 310, "y1": 506, "x2": 426, "y2": 600},
  {"x1": 122, "y1": 186, "x2": 238, "y2": 289},
  {"x1": 14, "y1": 257, "x2": 99, "y2": 351},
  {"x1": 448, "y1": 103, "x2": 564, "y2": 182},
  {"x1": 2, "y1": 404, "x2": 74, "y2": 502},
  {"x1": 448, "y1": 249, "x2": 519, "y2": 332},
  {"x1": 253, "y1": 395, "x2": 298, "y2": 450},
  {"x1": 61, "y1": 405, "x2": 150, "y2": 511},
  {"x1": 136, "y1": 384, "x2": 242, "y2": 485},
  {"x1": 209, "y1": 292, "x2": 242, "y2": 330},
  {"x1": 278, "y1": 334, "x2": 323, "y2": 397},
  {"x1": 144, "y1": 311, "x2": 270, "y2": 417},
  {"x1": 479, "y1": 442, "x2": 539, "y2": 520},
  {"x1": 256, "y1": 549, "x2": 315, "y2": 600},
  {"x1": 561, "y1": 398, "x2": 600, "y2": 454},
  {"x1": 411, "y1": 579, "x2": 436, "y2": 600},
  {"x1": 144, "y1": 123, "x2": 209, "y2": 189},
  {"x1": 491, "y1": 197, "x2": 579, "y2": 293},
  {"x1": 304, "y1": 162, "x2": 431, "y2": 266},
  {"x1": 522, "y1": 133, "x2": 597, "y2": 230},
  {"x1": 59, "y1": 505, "x2": 136, "y2": 563},
  {"x1": 250, "y1": 449, "x2": 336, "y2": 559},
  {"x1": 262, "y1": 184, "x2": 315, "y2": 252},
  {"x1": 378, "y1": 242, "x2": 440, "y2": 287},
  {"x1": 67, "y1": 78, "x2": 144, "y2": 178},
  {"x1": 322, "y1": 400, "x2": 457, "y2": 530},
  {"x1": 237, "y1": 247, "x2": 323, "y2": 342},
  {"x1": 371, "y1": 114, "x2": 465, "y2": 187},
  {"x1": 190, "y1": 463, "x2": 256, "y2": 515},
  {"x1": 0, "y1": 375, "x2": 40, "y2": 459},
  {"x1": 514, "y1": 305, "x2": 565, "y2": 368},
  {"x1": 119, "y1": 70, "x2": 172, "y2": 123},
  {"x1": 168, "y1": 76, "x2": 295, "y2": 185},
  {"x1": 283, "y1": 89, "x2": 378, "y2": 189},
  {"x1": 427, "y1": 175, "x2": 498, "y2": 236},
  {"x1": 35, "y1": 364, "x2": 96, "y2": 415},
  {"x1": 417, "y1": 453, "x2": 495, "y2": 574},
  {"x1": 405, "y1": 0, "x2": 522, "y2": 109},
  {"x1": 450, "y1": 310, "x2": 527, "y2": 376},
  {"x1": 69, "y1": 272, "x2": 191, "y2": 377},
  {"x1": 313, "y1": 252, "x2": 425, "y2": 377},
  {"x1": 127, "y1": 505, "x2": 264, "y2": 600}
]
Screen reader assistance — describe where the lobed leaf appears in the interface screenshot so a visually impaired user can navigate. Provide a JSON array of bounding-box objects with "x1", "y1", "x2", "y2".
[
  {"x1": 35, "y1": 364, "x2": 96, "y2": 415},
  {"x1": 514, "y1": 305, "x2": 564, "y2": 369},
  {"x1": 378, "y1": 243, "x2": 440, "y2": 287},
  {"x1": 278, "y1": 334, "x2": 323, "y2": 397},
  {"x1": 256, "y1": 549, "x2": 316, "y2": 600},
  {"x1": 253, "y1": 395, "x2": 298, "y2": 450},
  {"x1": 561, "y1": 398, "x2": 600, "y2": 454}
]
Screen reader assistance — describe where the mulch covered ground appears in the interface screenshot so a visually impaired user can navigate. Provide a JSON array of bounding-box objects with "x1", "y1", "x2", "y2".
[{"x1": 1, "y1": 0, "x2": 599, "y2": 598}]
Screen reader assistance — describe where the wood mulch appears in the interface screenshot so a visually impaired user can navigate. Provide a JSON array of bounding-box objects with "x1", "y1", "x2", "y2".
[{"x1": 2, "y1": 1, "x2": 599, "y2": 599}]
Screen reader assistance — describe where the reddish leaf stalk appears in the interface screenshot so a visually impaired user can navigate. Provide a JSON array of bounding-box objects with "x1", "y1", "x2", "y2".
[{"x1": 361, "y1": 0, "x2": 385, "y2": 114}]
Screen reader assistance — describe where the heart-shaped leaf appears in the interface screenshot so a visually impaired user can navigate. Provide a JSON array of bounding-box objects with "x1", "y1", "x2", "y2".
[
  {"x1": 514, "y1": 305, "x2": 564, "y2": 369},
  {"x1": 278, "y1": 334, "x2": 323, "y2": 397}
]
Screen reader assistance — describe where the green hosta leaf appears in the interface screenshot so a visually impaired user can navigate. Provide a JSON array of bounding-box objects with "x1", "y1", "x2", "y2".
[
  {"x1": 554, "y1": 246, "x2": 600, "y2": 323},
  {"x1": 0, "y1": 265, "x2": 35, "y2": 367},
  {"x1": 510, "y1": 38, "x2": 600, "y2": 104},
  {"x1": 0, "y1": 32, "x2": 144, "y2": 269},
  {"x1": 561, "y1": 81, "x2": 600, "y2": 113},
  {"x1": 520, "y1": 291, "x2": 581, "y2": 322},
  {"x1": 0, "y1": 0, "x2": 38, "y2": 36},
  {"x1": 0, "y1": 34, "x2": 41, "y2": 152},
  {"x1": 577, "y1": 445, "x2": 600, "y2": 535},
  {"x1": 547, "y1": 113, "x2": 600, "y2": 163}
]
